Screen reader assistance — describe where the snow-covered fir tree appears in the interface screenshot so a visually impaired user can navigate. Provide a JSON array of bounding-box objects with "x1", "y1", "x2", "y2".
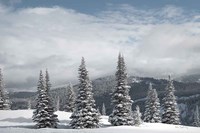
[
  {"x1": 33, "y1": 71, "x2": 45, "y2": 116},
  {"x1": 32, "y1": 72, "x2": 41, "y2": 122},
  {"x1": 133, "y1": 105, "x2": 143, "y2": 126},
  {"x1": 28, "y1": 100, "x2": 31, "y2": 110},
  {"x1": 162, "y1": 76, "x2": 180, "y2": 125},
  {"x1": 70, "y1": 57, "x2": 100, "y2": 129},
  {"x1": 0, "y1": 94, "x2": 3, "y2": 110},
  {"x1": 97, "y1": 107, "x2": 101, "y2": 115},
  {"x1": 102, "y1": 103, "x2": 106, "y2": 115},
  {"x1": 0, "y1": 68, "x2": 4, "y2": 110},
  {"x1": 109, "y1": 54, "x2": 134, "y2": 126},
  {"x1": 32, "y1": 70, "x2": 58, "y2": 128},
  {"x1": 64, "y1": 84, "x2": 75, "y2": 112},
  {"x1": 2, "y1": 89, "x2": 10, "y2": 110},
  {"x1": 144, "y1": 83, "x2": 161, "y2": 123},
  {"x1": 0, "y1": 68, "x2": 10, "y2": 110},
  {"x1": 56, "y1": 96, "x2": 60, "y2": 111},
  {"x1": 45, "y1": 70, "x2": 58, "y2": 128},
  {"x1": 33, "y1": 71, "x2": 51, "y2": 128},
  {"x1": 193, "y1": 105, "x2": 200, "y2": 127}
]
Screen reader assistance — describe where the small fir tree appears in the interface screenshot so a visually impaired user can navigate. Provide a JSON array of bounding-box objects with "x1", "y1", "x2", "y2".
[
  {"x1": 193, "y1": 105, "x2": 200, "y2": 127},
  {"x1": 109, "y1": 54, "x2": 134, "y2": 126},
  {"x1": 56, "y1": 96, "x2": 60, "y2": 111},
  {"x1": 0, "y1": 68, "x2": 10, "y2": 110},
  {"x1": 0, "y1": 92, "x2": 3, "y2": 110},
  {"x1": 162, "y1": 76, "x2": 180, "y2": 125},
  {"x1": 70, "y1": 57, "x2": 100, "y2": 129},
  {"x1": 2, "y1": 90, "x2": 10, "y2": 110},
  {"x1": 97, "y1": 107, "x2": 101, "y2": 115},
  {"x1": 133, "y1": 106, "x2": 143, "y2": 126},
  {"x1": 0, "y1": 68, "x2": 4, "y2": 110},
  {"x1": 102, "y1": 103, "x2": 106, "y2": 115},
  {"x1": 28, "y1": 100, "x2": 31, "y2": 110},
  {"x1": 64, "y1": 84, "x2": 75, "y2": 112},
  {"x1": 144, "y1": 83, "x2": 161, "y2": 123}
]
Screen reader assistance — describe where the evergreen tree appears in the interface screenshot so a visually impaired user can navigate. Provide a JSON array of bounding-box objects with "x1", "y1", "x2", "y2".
[
  {"x1": 0, "y1": 68, "x2": 4, "y2": 110},
  {"x1": 56, "y1": 96, "x2": 60, "y2": 111},
  {"x1": 0, "y1": 96, "x2": 3, "y2": 110},
  {"x1": 97, "y1": 107, "x2": 101, "y2": 115},
  {"x1": 64, "y1": 84, "x2": 75, "y2": 112},
  {"x1": 33, "y1": 71, "x2": 51, "y2": 128},
  {"x1": 144, "y1": 83, "x2": 161, "y2": 123},
  {"x1": 102, "y1": 103, "x2": 106, "y2": 115},
  {"x1": 0, "y1": 68, "x2": 10, "y2": 110},
  {"x1": 32, "y1": 70, "x2": 58, "y2": 128},
  {"x1": 193, "y1": 105, "x2": 200, "y2": 127},
  {"x1": 2, "y1": 90, "x2": 10, "y2": 110},
  {"x1": 28, "y1": 100, "x2": 31, "y2": 110},
  {"x1": 45, "y1": 70, "x2": 58, "y2": 128},
  {"x1": 70, "y1": 57, "x2": 100, "y2": 129},
  {"x1": 109, "y1": 54, "x2": 133, "y2": 126},
  {"x1": 133, "y1": 105, "x2": 143, "y2": 126},
  {"x1": 32, "y1": 71, "x2": 42, "y2": 122},
  {"x1": 162, "y1": 76, "x2": 180, "y2": 125}
]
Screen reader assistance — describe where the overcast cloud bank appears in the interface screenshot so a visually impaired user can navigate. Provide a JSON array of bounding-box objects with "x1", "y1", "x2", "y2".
[{"x1": 0, "y1": 3, "x2": 200, "y2": 91}]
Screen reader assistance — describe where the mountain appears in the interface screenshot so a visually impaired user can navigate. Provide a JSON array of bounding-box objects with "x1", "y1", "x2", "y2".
[
  {"x1": 9, "y1": 75, "x2": 200, "y2": 126},
  {"x1": 176, "y1": 74, "x2": 200, "y2": 83}
]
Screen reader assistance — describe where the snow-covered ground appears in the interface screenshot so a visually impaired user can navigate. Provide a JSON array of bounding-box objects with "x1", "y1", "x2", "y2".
[{"x1": 0, "y1": 110, "x2": 199, "y2": 133}]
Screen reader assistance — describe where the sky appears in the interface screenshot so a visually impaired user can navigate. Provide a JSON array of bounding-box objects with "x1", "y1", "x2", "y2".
[{"x1": 0, "y1": 0, "x2": 200, "y2": 91}]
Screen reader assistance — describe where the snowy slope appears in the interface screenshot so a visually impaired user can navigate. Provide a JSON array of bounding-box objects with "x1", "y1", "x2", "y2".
[{"x1": 0, "y1": 110, "x2": 200, "y2": 133}]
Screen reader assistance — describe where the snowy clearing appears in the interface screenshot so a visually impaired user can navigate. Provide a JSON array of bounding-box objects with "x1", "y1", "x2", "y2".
[{"x1": 0, "y1": 110, "x2": 199, "y2": 133}]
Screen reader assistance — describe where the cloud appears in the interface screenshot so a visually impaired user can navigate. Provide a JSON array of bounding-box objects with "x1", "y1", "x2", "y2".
[
  {"x1": 0, "y1": 4, "x2": 200, "y2": 91},
  {"x1": 0, "y1": 0, "x2": 21, "y2": 7},
  {"x1": 160, "y1": 5, "x2": 183, "y2": 18}
]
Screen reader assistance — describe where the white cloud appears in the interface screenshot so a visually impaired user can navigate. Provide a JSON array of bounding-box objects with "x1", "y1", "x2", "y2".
[
  {"x1": 0, "y1": 4, "x2": 200, "y2": 90},
  {"x1": 161, "y1": 5, "x2": 183, "y2": 18}
]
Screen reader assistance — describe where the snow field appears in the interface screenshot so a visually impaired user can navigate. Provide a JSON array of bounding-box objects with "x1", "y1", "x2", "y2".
[{"x1": 0, "y1": 110, "x2": 200, "y2": 133}]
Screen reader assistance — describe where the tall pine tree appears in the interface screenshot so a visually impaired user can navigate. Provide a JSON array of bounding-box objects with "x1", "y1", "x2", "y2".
[
  {"x1": 33, "y1": 71, "x2": 51, "y2": 128},
  {"x1": 193, "y1": 105, "x2": 200, "y2": 127},
  {"x1": 70, "y1": 57, "x2": 100, "y2": 129},
  {"x1": 0, "y1": 68, "x2": 4, "y2": 110},
  {"x1": 144, "y1": 83, "x2": 161, "y2": 123},
  {"x1": 162, "y1": 76, "x2": 180, "y2": 125},
  {"x1": 0, "y1": 68, "x2": 10, "y2": 110},
  {"x1": 32, "y1": 71, "x2": 42, "y2": 122},
  {"x1": 64, "y1": 83, "x2": 75, "y2": 112},
  {"x1": 109, "y1": 54, "x2": 133, "y2": 126},
  {"x1": 45, "y1": 70, "x2": 58, "y2": 128},
  {"x1": 32, "y1": 70, "x2": 58, "y2": 128},
  {"x1": 56, "y1": 96, "x2": 60, "y2": 111}
]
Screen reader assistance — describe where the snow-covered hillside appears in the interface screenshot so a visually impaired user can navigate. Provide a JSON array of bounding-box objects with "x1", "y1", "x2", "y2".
[{"x1": 0, "y1": 110, "x2": 199, "y2": 133}]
